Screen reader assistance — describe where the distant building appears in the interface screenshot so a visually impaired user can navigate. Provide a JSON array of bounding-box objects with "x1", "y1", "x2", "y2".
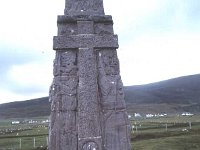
[
  {"x1": 28, "y1": 120, "x2": 38, "y2": 124},
  {"x1": 181, "y1": 112, "x2": 193, "y2": 116},
  {"x1": 134, "y1": 113, "x2": 142, "y2": 118},
  {"x1": 11, "y1": 121, "x2": 20, "y2": 124},
  {"x1": 146, "y1": 114, "x2": 154, "y2": 118},
  {"x1": 42, "y1": 120, "x2": 50, "y2": 123},
  {"x1": 155, "y1": 113, "x2": 167, "y2": 117}
]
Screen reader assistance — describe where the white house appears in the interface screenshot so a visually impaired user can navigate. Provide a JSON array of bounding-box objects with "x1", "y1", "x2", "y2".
[{"x1": 11, "y1": 121, "x2": 20, "y2": 124}]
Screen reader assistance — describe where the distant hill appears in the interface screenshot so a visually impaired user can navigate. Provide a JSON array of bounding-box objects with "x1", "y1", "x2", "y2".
[
  {"x1": 125, "y1": 74, "x2": 200, "y2": 114},
  {"x1": 125, "y1": 74, "x2": 200, "y2": 104},
  {"x1": 0, "y1": 97, "x2": 50, "y2": 119},
  {"x1": 0, "y1": 74, "x2": 200, "y2": 118}
]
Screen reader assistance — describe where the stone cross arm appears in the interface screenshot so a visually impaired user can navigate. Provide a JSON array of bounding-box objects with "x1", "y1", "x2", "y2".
[{"x1": 53, "y1": 34, "x2": 118, "y2": 50}]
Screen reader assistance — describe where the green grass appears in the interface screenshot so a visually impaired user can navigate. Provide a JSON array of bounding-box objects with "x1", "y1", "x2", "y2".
[
  {"x1": 0, "y1": 117, "x2": 48, "y2": 150},
  {"x1": 0, "y1": 116, "x2": 200, "y2": 150},
  {"x1": 133, "y1": 134, "x2": 200, "y2": 150},
  {"x1": 131, "y1": 115, "x2": 200, "y2": 150},
  {"x1": 0, "y1": 136, "x2": 47, "y2": 150}
]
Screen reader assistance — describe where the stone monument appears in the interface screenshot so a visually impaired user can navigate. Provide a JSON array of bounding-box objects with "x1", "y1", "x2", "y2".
[{"x1": 49, "y1": 0, "x2": 131, "y2": 149}]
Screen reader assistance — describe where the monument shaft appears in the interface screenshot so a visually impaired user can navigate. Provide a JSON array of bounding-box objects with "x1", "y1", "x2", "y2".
[{"x1": 49, "y1": 0, "x2": 131, "y2": 149}]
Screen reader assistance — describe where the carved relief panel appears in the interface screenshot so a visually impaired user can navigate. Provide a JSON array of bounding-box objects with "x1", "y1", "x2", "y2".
[
  {"x1": 53, "y1": 50, "x2": 78, "y2": 77},
  {"x1": 97, "y1": 49, "x2": 131, "y2": 150},
  {"x1": 50, "y1": 49, "x2": 79, "y2": 150}
]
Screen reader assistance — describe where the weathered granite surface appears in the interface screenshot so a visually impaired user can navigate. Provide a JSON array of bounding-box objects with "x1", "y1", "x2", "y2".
[
  {"x1": 49, "y1": 0, "x2": 131, "y2": 149},
  {"x1": 64, "y1": 0, "x2": 104, "y2": 16}
]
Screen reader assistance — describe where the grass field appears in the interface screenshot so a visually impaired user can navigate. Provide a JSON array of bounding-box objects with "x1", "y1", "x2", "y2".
[
  {"x1": 0, "y1": 118, "x2": 48, "y2": 150},
  {"x1": 131, "y1": 115, "x2": 200, "y2": 150},
  {"x1": 0, "y1": 115, "x2": 199, "y2": 150}
]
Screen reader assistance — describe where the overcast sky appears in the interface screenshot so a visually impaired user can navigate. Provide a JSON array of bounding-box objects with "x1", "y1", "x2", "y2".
[{"x1": 0, "y1": 0, "x2": 200, "y2": 104}]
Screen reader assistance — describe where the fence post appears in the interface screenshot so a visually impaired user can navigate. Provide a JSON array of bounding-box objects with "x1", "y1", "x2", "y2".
[
  {"x1": 46, "y1": 136, "x2": 49, "y2": 145},
  {"x1": 19, "y1": 138, "x2": 21, "y2": 149},
  {"x1": 189, "y1": 122, "x2": 192, "y2": 129},
  {"x1": 33, "y1": 137, "x2": 36, "y2": 148},
  {"x1": 165, "y1": 123, "x2": 168, "y2": 131},
  {"x1": 131, "y1": 126, "x2": 134, "y2": 134},
  {"x1": 134, "y1": 122, "x2": 138, "y2": 133}
]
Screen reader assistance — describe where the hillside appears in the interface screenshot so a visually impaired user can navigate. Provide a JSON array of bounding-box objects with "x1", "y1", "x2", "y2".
[
  {"x1": 125, "y1": 74, "x2": 200, "y2": 114},
  {"x1": 125, "y1": 74, "x2": 200, "y2": 104},
  {"x1": 0, "y1": 97, "x2": 50, "y2": 119},
  {"x1": 0, "y1": 74, "x2": 200, "y2": 118}
]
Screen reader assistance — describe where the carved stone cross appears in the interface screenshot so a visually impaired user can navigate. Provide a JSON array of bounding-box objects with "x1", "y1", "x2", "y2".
[{"x1": 49, "y1": 0, "x2": 131, "y2": 150}]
